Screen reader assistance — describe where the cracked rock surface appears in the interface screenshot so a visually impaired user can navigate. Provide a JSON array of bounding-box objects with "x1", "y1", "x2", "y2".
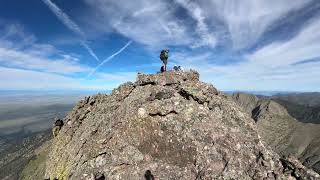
[{"x1": 45, "y1": 71, "x2": 319, "y2": 180}]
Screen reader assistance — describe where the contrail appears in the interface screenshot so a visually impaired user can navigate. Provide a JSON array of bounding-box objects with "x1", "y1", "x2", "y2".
[
  {"x1": 87, "y1": 41, "x2": 132, "y2": 78},
  {"x1": 80, "y1": 41, "x2": 99, "y2": 62},
  {"x1": 42, "y1": 0, "x2": 100, "y2": 62}
]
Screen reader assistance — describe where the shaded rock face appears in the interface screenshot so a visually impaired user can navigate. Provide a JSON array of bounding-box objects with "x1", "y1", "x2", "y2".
[
  {"x1": 232, "y1": 92, "x2": 320, "y2": 175},
  {"x1": 45, "y1": 71, "x2": 319, "y2": 180}
]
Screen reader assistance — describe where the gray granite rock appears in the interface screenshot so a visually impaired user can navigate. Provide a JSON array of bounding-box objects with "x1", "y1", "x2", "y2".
[{"x1": 45, "y1": 71, "x2": 319, "y2": 180}]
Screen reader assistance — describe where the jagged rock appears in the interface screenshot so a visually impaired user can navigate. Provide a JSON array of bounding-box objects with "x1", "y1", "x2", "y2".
[
  {"x1": 280, "y1": 156, "x2": 320, "y2": 179},
  {"x1": 44, "y1": 71, "x2": 319, "y2": 180},
  {"x1": 232, "y1": 93, "x2": 259, "y2": 113}
]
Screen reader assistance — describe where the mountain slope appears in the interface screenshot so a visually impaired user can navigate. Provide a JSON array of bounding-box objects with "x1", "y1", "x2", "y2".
[
  {"x1": 272, "y1": 98, "x2": 320, "y2": 124},
  {"x1": 43, "y1": 71, "x2": 318, "y2": 179},
  {"x1": 232, "y1": 93, "x2": 320, "y2": 174},
  {"x1": 272, "y1": 92, "x2": 320, "y2": 107},
  {"x1": 0, "y1": 130, "x2": 51, "y2": 180}
]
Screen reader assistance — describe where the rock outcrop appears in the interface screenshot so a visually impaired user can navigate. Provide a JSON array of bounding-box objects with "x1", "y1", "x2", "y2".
[
  {"x1": 232, "y1": 92, "x2": 320, "y2": 175},
  {"x1": 44, "y1": 71, "x2": 319, "y2": 179}
]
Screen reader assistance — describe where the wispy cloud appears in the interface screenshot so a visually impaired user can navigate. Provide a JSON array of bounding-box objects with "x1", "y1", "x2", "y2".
[
  {"x1": 1, "y1": 0, "x2": 319, "y2": 91},
  {"x1": 84, "y1": 0, "x2": 193, "y2": 48},
  {"x1": 200, "y1": 0, "x2": 312, "y2": 50},
  {"x1": 248, "y1": 17, "x2": 320, "y2": 67},
  {"x1": 0, "y1": 23, "x2": 36, "y2": 49},
  {"x1": 96, "y1": 71, "x2": 136, "y2": 82},
  {"x1": 87, "y1": 41, "x2": 132, "y2": 77},
  {"x1": 173, "y1": 51, "x2": 320, "y2": 92},
  {"x1": 0, "y1": 22, "x2": 90, "y2": 75},
  {"x1": 42, "y1": 0, "x2": 100, "y2": 61},
  {"x1": 0, "y1": 66, "x2": 135, "y2": 90},
  {"x1": 0, "y1": 47, "x2": 90, "y2": 74},
  {"x1": 175, "y1": 0, "x2": 217, "y2": 48},
  {"x1": 84, "y1": 0, "x2": 311, "y2": 51}
]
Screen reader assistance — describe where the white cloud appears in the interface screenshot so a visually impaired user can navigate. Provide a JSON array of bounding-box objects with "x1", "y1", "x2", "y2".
[
  {"x1": 0, "y1": 21, "x2": 137, "y2": 90},
  {"x1": 0, "y1": 23, "x2": 37, "y2": 49},
  {"x1": 171, "y1": 51, "x2": 212, "y2": 66},
  {"x1": 2, "y1": 1, "x2": 319, "y2": 91},
  {"x1": 83, "y1": 0, "x2": 311, "y2": 51},
  {"x1": 248, "y1": 17, "x2": 320, "y2": 67},
  {"x1": 175, "y1": 0, "x2": 217, "y2": 48},
  {"x1": 84, "y1": 0, "x2": 194, "y2": 48},
  {"x1": 0, "y1": 47, "x2": 90, "y2": 74},
  {"x1": 96, "y1": 71, "x2": 136, "y2": 82},
  {"x1": 0, "y1": 66, "x2": 84, "y2": 90},
  {"x1": 0, "y1": 66, "x2": 137, "y2": 90},
  {"x1": 42, "y1": 0, "x2": 100, "y2": 62},
  {"x1": 169, "y1": 48, "x2": 320, "y2": 92},
  {"x1": 197, "y1": 0, "x2": 311, "y2": 50},
  {"x1": 0, "y1": 22, "x2": 90, "y2": 75}
]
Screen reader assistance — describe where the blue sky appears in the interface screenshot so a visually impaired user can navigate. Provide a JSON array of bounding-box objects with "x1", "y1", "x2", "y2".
[{"x1": 0, "y1": 0, "x2": 319, "y2": 91}]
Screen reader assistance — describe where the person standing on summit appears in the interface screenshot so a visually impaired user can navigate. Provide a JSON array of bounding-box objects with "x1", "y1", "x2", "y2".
[{"x1": 160, "y1": 49, "x2": 169, "y2": 72}]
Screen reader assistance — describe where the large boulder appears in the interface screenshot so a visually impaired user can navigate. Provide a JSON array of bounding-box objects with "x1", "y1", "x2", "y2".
[{"x1": 45, "y1": 71, "x2": 319, "y2": 180}]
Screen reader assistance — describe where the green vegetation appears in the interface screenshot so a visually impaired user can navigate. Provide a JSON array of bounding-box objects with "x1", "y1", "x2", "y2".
[{"x1": 20, "y1": 148, "x2": 48, "y2": 180}]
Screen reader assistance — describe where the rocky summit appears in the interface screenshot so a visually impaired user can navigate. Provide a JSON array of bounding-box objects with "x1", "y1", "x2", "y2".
[{"x1": 44, "y1": 71, "x2": 319, "y2": 180}]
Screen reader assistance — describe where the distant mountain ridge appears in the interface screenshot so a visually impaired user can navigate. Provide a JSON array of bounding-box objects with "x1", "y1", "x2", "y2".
[
  {"x1": 271, "y1": 92, "x2": 320, "y2": 107},
  {"x1": 272, "y1": 98, "x2": 320, "y2": 124},
  {"x1": 232, "y1": 92, "x2": 320, "y2": 173}
]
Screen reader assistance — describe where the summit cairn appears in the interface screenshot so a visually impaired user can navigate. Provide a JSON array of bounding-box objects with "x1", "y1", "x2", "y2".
[{"x1": 45, "y1": 71, "x2": 319, "y2": 179}]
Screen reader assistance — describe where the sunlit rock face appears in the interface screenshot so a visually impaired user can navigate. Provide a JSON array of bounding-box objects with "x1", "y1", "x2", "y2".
[{"x1": 45, "y1": 70, "x2": 319, "y2": 180}]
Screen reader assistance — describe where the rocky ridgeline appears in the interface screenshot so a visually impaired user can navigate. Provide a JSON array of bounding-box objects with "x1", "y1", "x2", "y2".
[
  {"x1": 44, "y1": 70, "x2": 319, "y2": 179},
  {"x1": 232, "y1": 92, "x2": 320, "y2": 175}
]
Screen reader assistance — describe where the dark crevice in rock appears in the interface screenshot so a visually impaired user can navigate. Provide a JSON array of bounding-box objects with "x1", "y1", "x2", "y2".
[
  {"x1": 280, "y1": 158, "x2": 302, "y2": 179},
  {"x1": 112, "y1": 162, "x2": 131, "y2": 169},
  {"x1": 148, "y1": 91, "x2": 175, "y2": 101},
  {"x1": 78, "y1": 109, "x2": 91, "y2": 124},
  {"x1": 149, "y1": 110, "x2": 178, "y2": 117},
  {"x1": 89, "y1": 99, "x2": 96, "y2": 105},
  {"x1": 100, "y1": 134, "x2": 114, "y2": 146},
  {"x1": 94, "y1": 172, "x2": 105, "y2": 180},
  {"x1": 251, "y1": 105, "x2": 261, "y2": 122},
  {"x1": 178, "y1": 89, "x2": 209, "y2": 106},
  {"x1": 93, "y1": 152, "x2": 107, "y2": 159},
  {"x1": 178, "y1": 89, "x2": 191, "y2": 100},
  {"x1": 195, "y1": 168, "x2": 205, "y2": 180},
  {"x1": 139, "y1": 82, "x2": 156, "y2": 86},
  {"x1": 193, "y1": 160, "x2": 205, "y2": 180},
  {"x1": 144, "y1": 170, "x2": 155, "y2": 180},
  {"x1": 164, "y1": 82, "x2": 179, "y2": 86},
  {"x1": 256, "y1": 151, "x2": 265, "y2": 164},
  {"x1": 120, "y1": 87, "x2": 135, "y2": 101},
  {"x1": 118, "y1": 162, "x2": 130, "y2": 166},
  {"x1": 73, "y1": 153, "x2": 84, "y2": 169},
  {"x1": 222, "y1": 157, "x2": 229, "y2": 174}
]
